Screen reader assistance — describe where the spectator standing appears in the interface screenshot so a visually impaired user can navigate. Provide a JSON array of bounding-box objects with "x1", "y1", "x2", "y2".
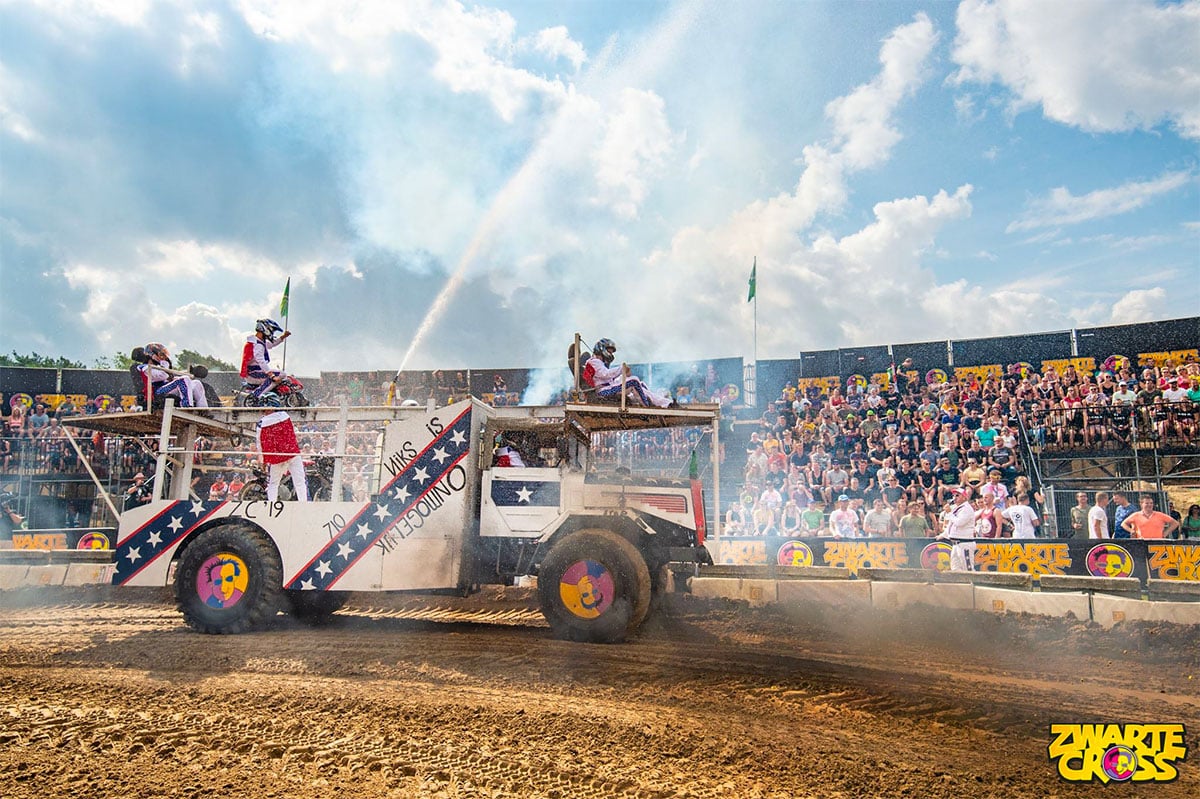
[
  {"x1": 1181, "y1": 504, "x2": 1200, "y2": 540},
  {"x1": 1110, "y1": 492, "x2": 1136, "y2": 540},
  {"x1": 1069, "y1": 492, "x2": 1090, "y2": 539},
  {"x1": 1121, "y1": 495, "x2": 1181, "y2": 539},
  {"x1": 1088, "y1": 492, "x2": 1111, "y2": 539},
  {"x1": 974, "y1": 494, "x2": 1002, "y2": 539},
  {"x1": 1001, "y1": 494, "x2": 1040, "y2": 539},
  {"x1": 898, "y1": 503, "x2": 930, "y2": 537}
]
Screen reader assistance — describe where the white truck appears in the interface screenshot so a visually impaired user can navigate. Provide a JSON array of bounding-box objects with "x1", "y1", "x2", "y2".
[{"x1": 82, "y1": 397, "x2": 720, "y2": 643}]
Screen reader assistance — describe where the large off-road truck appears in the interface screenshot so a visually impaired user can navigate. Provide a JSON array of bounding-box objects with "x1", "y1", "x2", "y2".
[{"x1": 87, "y1": 397, "x2": 720, "y2": 643}]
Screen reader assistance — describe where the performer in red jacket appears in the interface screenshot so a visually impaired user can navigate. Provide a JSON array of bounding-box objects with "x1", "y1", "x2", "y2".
[{"x1": 256, "y1": 410, "x2": 308, "y2": 502}]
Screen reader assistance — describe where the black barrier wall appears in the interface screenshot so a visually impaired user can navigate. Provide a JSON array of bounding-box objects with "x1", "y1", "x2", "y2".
[{"x1": 713, "y1": 537, "x2": 1200, "y2": 585}]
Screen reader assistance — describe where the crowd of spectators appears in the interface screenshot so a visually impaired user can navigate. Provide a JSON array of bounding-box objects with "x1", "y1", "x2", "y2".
[
  {"x1": 724, "y1": 355, "x2": 1200, "y2": 539},
  {"x1": 1019, "y1": 362, "x2": 1198, "y2": 451}
]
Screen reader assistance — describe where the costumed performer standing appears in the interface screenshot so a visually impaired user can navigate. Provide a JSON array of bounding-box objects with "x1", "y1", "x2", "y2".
[{"x1": 256, "y1": 409, "x2": 308, "y2": 502}]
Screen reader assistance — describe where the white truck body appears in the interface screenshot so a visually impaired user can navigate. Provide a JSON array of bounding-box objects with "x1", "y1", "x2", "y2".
[{"x1": 93, "y1": 397, "x2": 720, "y2": 641}]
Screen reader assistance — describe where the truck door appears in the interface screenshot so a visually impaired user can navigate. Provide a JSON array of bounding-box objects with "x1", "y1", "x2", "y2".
[{"x1": 374, "y1": 398, "x2": 476, "y2": 590}]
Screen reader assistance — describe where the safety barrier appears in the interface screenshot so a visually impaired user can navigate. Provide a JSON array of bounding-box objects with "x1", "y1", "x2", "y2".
[{"x1": 685, "y1": 566, "x2": 1200, "y2": 626}]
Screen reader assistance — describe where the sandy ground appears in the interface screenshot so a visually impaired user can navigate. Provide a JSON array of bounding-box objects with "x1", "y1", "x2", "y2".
[{"x1": 1, "y1": 586, "x2": 1198, "y2": 798}]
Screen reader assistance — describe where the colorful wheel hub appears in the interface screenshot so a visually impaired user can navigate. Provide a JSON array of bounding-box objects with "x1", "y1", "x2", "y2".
[
  {"x1": 197, "y1": 552, "x2": 250, "y2": 610},
  {"x1": 559, "y1": 559, "x2": 615, "y2": 619}
]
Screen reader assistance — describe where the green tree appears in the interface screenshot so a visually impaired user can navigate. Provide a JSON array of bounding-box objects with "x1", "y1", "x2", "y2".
[
  {"x1": 176, "y1": 349, "x2": 236, "y2": 372},
  {"x1": 0, "y1": 351, "x2": 86, "y2": 368},
  {"x1": 94, "y1": 352, "x2": 135, "y2": 370}
]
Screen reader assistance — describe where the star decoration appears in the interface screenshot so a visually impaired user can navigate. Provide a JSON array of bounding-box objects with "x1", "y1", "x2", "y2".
[
  {"x1": 393, "y1": 484, "x2": 411, "y2": 502},
  {"x1": 432, "y1": 447, "x2": 449, "y2": 464},
  {"x1": 373, "y1": 503, "x2": 391, "y2": 521},
  {"x1": 356, "y1": 523, "x2": 372, "y2": 539},
  {"x1": 337, "y1": 541, "x2": 354, "y2": 560},
  {"x1": 450, "y1": 429, "x2": 466, "y2": 445},
  {"x1": 190, "y1": 501, "x2": 205, "y2": 516},
  {"x1": 126, "y1": 547, "x2": 141, "y2": 563},
  {"x1": 516, "y1": 486, "x2": 533, "y2": 503},
  {"x1": 147, "y1": 531, "x2": 162, "y2": 547},
  {"x1": 300, "y1": 578, "x2": 315, "y2": 590},
  {"x1": 167, "y1": 517, "x2": 183, "y2": 533},
  {"x1": 315, "y1": 560, "x2": 332, "y2": 578},
  {"x1": 413, "y1": 466, "x2": 430, "y2": 484}
]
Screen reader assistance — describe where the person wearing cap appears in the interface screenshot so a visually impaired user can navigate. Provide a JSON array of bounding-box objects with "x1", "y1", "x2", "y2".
[
  {"x1": 827, "y1": 494, "x2": 860, "y2": 538},
  {"x1": 938, "y1": 485, "x2": 977, "y2": 571},
  {"x1": 1111, "y1": 379, "x2": 1137, "y2": 406},
  {"x1": 860, "y1": 409, "x2": 881, "y2": 437},
  {"x1": 1163, "y1": 376, "x2": 1188, "y2": 405},
  {"x1": 123, "y1": 472, "x2": 152, "y2": 511}
]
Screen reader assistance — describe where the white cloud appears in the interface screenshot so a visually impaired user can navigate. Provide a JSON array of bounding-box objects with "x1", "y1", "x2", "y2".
[
  {"x1": 590, "y1": 88, "x2": 678, "y2": 219},
  {"x1": 524, "y1": 25, "x2": 586, "y2": 71},
  {"x1": 1007, "y1": 171, "x2": 1193, "y2": 232},
  {"x1": 1110, "y1": 287, "x2": 1167, "y2": 324},
  {"x1": 826, "y1": 12, "x2": 938, "y2": 170},
  {"x1": 952, "y1": 0, "x2": 1200, "y2": 138},
  {"x1": 236, "y1": 0, "x2": 578, "y2": 121},
  {"x1": 0, "y1": 64, "x2": 40, "y2": 142},
  {"x1": 7, "y1": 0, "x2": 152, "y2": 28}
]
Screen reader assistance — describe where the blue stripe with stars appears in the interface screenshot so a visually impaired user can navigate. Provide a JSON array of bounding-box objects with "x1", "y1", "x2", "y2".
[
  {"x1": 490, "y1": 480, "x2": 561, "y2": 507},
  {"x1": 285, "y1": 406, "x2": 473, "y2": 590},
  {"x1": 112, "y1": 500, "x2": 229, "y2": 585}
]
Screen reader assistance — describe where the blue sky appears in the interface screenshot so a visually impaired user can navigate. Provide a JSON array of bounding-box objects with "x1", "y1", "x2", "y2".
[{"x1": 0, "y1": 0, "x2": 1196, "y2": 377}]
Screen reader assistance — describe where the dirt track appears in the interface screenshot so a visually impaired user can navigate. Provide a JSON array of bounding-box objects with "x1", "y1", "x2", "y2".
[{"x1": 1, "y1": 587, "x2": 1198, "y2": 798}]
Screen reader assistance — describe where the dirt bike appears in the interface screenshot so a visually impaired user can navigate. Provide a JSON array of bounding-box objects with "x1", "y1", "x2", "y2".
[
  {"x1": 236, "y1": 455, "x2": 347, "y2": 502},
  {"x1": 238, "y1": 374, "x2": 309, "y2": 408}
]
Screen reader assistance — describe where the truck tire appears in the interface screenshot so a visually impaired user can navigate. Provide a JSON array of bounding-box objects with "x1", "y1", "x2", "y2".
[
  {"x1": 284, "y1": 589, "x2": 349, "y2": 624},
  {"x1": 537, "y1": 528, "x2": 651, "y2": 643},
  {"x1": 174, "y1": 524, "x2": 283, "y2": 634}
]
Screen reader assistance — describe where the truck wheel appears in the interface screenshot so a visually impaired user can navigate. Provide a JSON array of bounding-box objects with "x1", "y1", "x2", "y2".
[
  {"x1": 174, "y1": 524, "x2": 283, "y2": 634},
  {"x1": 284, "y1": 590, "x2": 349, "y2": 624},
  {"x1": 537, "y1": 528, "x2": 651, "y2": 643}
]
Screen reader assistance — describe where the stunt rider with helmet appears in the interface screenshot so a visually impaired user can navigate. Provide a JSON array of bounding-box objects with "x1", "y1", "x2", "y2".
[
  {"x1": 584, "y1": 338, "x2": 674, "y2": 408},
  {"x1": 140, "y1": 343, "x2": 209, "y2": 408},
  {"x1": 240, "y1": 319, "x2": 292, "y2": 402}
]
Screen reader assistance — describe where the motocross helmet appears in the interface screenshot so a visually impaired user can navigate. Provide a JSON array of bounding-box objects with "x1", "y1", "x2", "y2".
[
  {"x1": 145, "y1": 342, "x2": 171, "y2": 364},
  {"x1": 593, "y1": 338, "x2": 617, "y2": 366},
  {"x1": 256, "y1": 318, "x2": 284, "y2": 342}
]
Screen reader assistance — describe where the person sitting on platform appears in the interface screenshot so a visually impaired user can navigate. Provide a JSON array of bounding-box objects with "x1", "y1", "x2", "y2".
[{"x1": 583, "y1": 338, "x2": 674, "y2": 408}]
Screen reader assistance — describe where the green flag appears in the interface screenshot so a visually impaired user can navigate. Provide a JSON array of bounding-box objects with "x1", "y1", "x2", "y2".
[
  {"x1": 280, "y1": 277, "x2": 290, "y2": 318},
  {"x1": 747, "y1": 258, "x2": 756, "y2": 303},
  {"x1": 688, "y1": 449, "x2": 699, "y2": 480}
]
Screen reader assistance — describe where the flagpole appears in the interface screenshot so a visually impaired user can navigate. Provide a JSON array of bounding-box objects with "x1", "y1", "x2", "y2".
[
  {"x1": 280, "y1": 276, "x2": 291, "y2": 372},
  {"x1": 748, "y1": 256, "x2": 758, "y2": 408}
]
